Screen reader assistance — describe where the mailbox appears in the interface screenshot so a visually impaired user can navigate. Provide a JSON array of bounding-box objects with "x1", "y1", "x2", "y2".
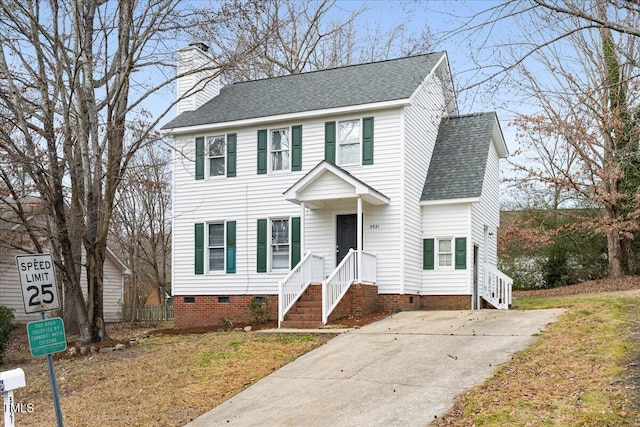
[{"x1": 0, "y1": 368, "x2": 25, "y2": 392}]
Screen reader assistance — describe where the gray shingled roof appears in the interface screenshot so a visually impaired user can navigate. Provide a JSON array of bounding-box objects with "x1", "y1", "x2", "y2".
[
  {"x1": 421, "y1": 112, "x2": 497, "y2": 201},
  {"x1": 162, "y1": 53, "x2": 444, "y2": 130}
]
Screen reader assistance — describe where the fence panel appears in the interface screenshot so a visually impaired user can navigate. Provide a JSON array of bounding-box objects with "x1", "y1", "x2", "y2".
[{"x1": 122, "y1": 304, "x2": 174, "y2": 321}]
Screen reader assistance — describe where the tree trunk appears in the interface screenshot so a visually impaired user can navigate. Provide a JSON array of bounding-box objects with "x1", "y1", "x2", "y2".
[
  {"x1": 86, "y1": 246, "x2": 109, "y2": 343},
  {"x1": 606, "y1": 230, "x2": 625, "y2": 278}
]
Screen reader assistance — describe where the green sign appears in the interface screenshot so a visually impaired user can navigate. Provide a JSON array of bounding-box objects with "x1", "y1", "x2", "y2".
[{"x1": 27, "y1": 318, "x2": 67, "y2": 357}]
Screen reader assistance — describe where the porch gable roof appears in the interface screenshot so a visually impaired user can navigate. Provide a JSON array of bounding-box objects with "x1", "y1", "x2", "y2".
[{"x1": 283, "y1": 161, "x2": 390, "y2": 208}]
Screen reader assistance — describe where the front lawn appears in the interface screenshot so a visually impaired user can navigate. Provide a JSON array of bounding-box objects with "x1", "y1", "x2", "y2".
[
  {"x1": 4, "y1": 325, "x2": 331, "y2": 426},
  {"x1": 435, "y1": 288, "x2": 640, "y2": 426}
]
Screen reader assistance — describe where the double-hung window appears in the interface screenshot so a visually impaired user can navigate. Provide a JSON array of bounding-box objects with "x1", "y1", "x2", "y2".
[
  {"x1": 338, "y1": 120, "x2": 360, "y2": 166},
  {"x1": 208, "y1": 223, "x2": 225, "y2": 271},
  {"x1": 437, "y1": 238, "x2": 453, "y2": 268},
  {"x1": 208, "y1": 135, "x2": 225, "y2": 176},
  {"x1": 271, "y1": 128, "x2": 290, "y2": 171},
  {"x1": 271, "y1": 219, "x2": 289, "y2": 269}
]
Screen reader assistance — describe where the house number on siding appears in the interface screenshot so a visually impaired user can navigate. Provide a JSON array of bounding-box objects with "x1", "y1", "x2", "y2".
[{"x1": 369, "y1": 224, "x2": 380, "y2": 229}]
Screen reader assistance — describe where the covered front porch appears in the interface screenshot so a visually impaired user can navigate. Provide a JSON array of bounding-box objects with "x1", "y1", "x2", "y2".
[{"x1": 278, "y1": 161, "x2": 390, "y2": 327}]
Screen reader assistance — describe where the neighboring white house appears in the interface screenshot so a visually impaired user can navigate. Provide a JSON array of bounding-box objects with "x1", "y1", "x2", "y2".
[
  {"x1": 0, "y1": 208, "x2": 131, "y2": 323},
  {"x1": 0, "y1": 247, "x2": 130, "y2": 324},
  {"x1": 163, "y1": 44, "x2": 512, "y2": 328}
]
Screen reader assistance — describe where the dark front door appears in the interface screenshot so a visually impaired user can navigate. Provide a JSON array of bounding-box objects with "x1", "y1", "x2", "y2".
[{"x1": 336, "y1": 214, "x2": 357, "y2": 266}]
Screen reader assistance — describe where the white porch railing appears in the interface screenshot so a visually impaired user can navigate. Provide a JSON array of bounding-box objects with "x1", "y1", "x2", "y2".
[
  {"x1": 359, "y1": 251, "x2": 377, "y2": 283},
  {"x1": 278, "y1": 252, "x2": 324, "y2": 327},
  {"x1": 483, "y1": 265, "x2": 513, "y2": 310},
  {"x1": 322, "y1": 249, "x2": 377, "y2": 324}
]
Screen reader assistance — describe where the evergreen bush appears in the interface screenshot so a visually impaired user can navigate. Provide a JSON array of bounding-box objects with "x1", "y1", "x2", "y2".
[{"x1": 0, "y1": 305, "x2": 15, "y2": 365}]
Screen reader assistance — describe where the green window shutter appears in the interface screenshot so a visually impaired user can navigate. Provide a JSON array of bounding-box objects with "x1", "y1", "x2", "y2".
[
  {"x1": 455, "y1": 237, "x2": 467, "y2": 270},
  {"x1": 423, "y1": 238, "x2": 434, "y2": 270},
  {"x1": 362, "y1": 117, "x2": 374, "y2": 165},
  {"x1": 257, "y1": 219, "x2": 267, "y2": 272},
  {"x1": 291, "y1": 217, "x2": 301, "y2": 268},
  {"x1": 226, "y1": 221, "x2": 236, "y2": 274},
  {"x1": 194, "y1": 223, "x2": 204, "y2": 274},
  {"x1": 195, "y1": 137, "x2": 205, "y2": 180},
  {"x1": 324, "y1": 121, "x2": 336, "y2": 164},
  {"x1": 291, "y1": 125, "x2": 302, "y2": 171},
  {"x1": 257, "y1": 129, "x2": 267, "y2": 174},
  {"x1": 227, "y1": 133, "x2": 237, "y2": 177}
]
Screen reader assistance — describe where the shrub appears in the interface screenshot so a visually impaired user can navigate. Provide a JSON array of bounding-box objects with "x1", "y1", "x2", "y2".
[
  {"x1": 0, "y1": 305, "x2": 15, "y2": 365},
  {"x1": 248, "y1": 296, "x2": 271, "y2": 324}
]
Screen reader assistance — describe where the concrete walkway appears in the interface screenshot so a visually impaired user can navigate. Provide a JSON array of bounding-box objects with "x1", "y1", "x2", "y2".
[{"x1": 185, "y1": 308, "x2": 565, "y2": 427}]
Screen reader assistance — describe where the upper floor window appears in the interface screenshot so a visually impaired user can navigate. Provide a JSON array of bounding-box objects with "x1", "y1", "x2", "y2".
[
  {"x1": 271, "y1": 219, "x2": 289, "y2": 270},
  {"x1": 208, "y1": 135, "x2": 225, "y2": 176},
  {"x1": 338, "y1": 120, "x2": 360, "y2": 166},
  {"x1": 271, "y1": 128, "x2": 290, "y2": 171},
  {"x1": 438, "y1": 238, "x2": 453, "y2": 268}
]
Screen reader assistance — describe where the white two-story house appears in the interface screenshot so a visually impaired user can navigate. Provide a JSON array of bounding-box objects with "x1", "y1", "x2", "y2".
[{"x1": 163, "y1": 44, "x2": 512, "y2": 328}]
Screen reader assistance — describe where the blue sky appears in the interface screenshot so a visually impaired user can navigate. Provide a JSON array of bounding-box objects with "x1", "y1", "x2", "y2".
[{"x1": 155, "y1": 0, "x2": 523, "y2": 158}]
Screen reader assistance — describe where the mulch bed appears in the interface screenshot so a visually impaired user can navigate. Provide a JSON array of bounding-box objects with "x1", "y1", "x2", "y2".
[{"x1": 513, "y1": 276, "x2": 640, "y2": 298}]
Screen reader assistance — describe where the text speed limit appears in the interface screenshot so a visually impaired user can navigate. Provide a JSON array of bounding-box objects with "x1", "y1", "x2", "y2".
[{"x1": 16, "y1": 254, "x2": 60, "y2": 314}]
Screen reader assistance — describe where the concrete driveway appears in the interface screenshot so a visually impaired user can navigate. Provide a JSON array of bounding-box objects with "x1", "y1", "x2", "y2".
[{"x1": 185, "y1": 308, "x2": 565, "y2": 426}]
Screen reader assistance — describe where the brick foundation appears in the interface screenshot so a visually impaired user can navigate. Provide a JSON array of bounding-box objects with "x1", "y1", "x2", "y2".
[
  {"x1": 175, "y1": 291, "x2": 473, "y2": 328},
  {"x1": 420, "y1": 294, "x2": 472, "y2": 310},
  {"x1": 378, "y1": 294, "x2": 421, "y2": 312},
  {"x1": 328, "y1": 283, "x2": 380, "y2": 322},
  {"x1": 173, "y1": 294, "x2": 278, "y2": 328},
  {"x1": 379, "y1": 294, "x2": 472, "y2": 312}
]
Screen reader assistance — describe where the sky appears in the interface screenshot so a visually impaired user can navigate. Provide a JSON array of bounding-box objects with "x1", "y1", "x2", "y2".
[{"x1": 158, "y1": 1, "x2": 522, "y2": 129}]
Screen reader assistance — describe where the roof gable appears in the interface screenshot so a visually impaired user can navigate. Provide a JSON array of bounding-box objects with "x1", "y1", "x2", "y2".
[
  {"x1": 284, "y1": 161, "x2": 389, "y2": 208},
  {"x1": 163, "y1": 53, "x2": 445, "y2": 130},
  {"x1": 421, "y1": 112, "x2": 501, "y2": 202}
]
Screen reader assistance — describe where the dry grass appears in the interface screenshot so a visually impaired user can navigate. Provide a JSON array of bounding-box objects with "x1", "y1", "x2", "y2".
[
  {"x1": 4, "y1": 326, "x2": 331, "y2": 426},
  {"x1": 435, "y1": 288, "x2": 640, "y2": 426}
]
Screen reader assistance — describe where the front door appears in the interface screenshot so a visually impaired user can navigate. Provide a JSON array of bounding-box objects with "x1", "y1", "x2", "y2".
[{"x1": 336, "y1": 214, "x2": 358, "y2": 265}]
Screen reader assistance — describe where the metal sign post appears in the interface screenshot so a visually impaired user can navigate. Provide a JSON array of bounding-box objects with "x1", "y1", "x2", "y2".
[{"x1": 16, "y1": 254, "x2": 64, "y2": 427}]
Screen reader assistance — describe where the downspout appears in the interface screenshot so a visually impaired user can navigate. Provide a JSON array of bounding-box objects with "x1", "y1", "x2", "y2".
[
  {"x1": 300, "y1": 201, "x2": 306, "y2": 256},
  {"x1": 357, "y1": 196, "x2": 363, "y2": 281}
]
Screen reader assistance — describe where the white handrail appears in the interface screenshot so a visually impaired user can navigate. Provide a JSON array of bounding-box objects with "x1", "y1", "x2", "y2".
[
  {"x1": 322, "y1": 249, "x2": 377, "y2": 324},
  {"x1": 483, "y1": 264, "x2": 512, "y2": 310},
  {"x1": 359, "y1": 251, "x2": 377, "y2": 283},
  {"x1": 278, "y1": 252, "x2": 324, "y2": 327}
]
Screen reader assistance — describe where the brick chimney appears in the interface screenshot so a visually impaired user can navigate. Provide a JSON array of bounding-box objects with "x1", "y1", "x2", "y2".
[{"x1": 176, "y1": 43, "x2": 220, "y2": 115}]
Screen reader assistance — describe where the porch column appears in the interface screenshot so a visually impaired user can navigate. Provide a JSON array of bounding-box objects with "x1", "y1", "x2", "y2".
[
  {"x1": 357, "y1": 196, "x2": 363, "y2": 281},
  {"x1": 300, "y1": 202, "x2": 306, "y2": 255}
]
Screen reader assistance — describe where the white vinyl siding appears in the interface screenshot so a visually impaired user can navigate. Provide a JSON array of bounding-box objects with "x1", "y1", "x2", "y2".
[
  {"x1": 421, "y1": 203, "x2": 472, "y2": 295},
  {"x1": 471, "y1": 139, "x2": 501, "y2": 289},
  {"x1": 102, "y1": 255, "x2": 125, "y2": 322},
  {"x1": 401, "y1": 67, "x2": 448, "y2": 294},
  {"x1": 172, "y1": 107, "x2": 405, "y2": 296}
]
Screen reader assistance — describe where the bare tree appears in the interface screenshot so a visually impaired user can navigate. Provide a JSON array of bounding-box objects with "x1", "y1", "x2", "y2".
[
  {"x1": 494, "y1": 3, "x2": 640, "y2": 277},
  {"x1": 112, "y1": 141, "x2": 172, "y2": 320},
  {"x1": 0, "y1": 0, "x2": 266, "y2": 342},
  {"x1": 190, "y1": 0, "x2": 434, "y2": 83}
]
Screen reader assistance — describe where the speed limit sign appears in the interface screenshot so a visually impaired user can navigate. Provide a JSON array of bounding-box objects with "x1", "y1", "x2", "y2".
[{"x1": 16, "y1": 254, "x2": 61, "y2": 314}]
